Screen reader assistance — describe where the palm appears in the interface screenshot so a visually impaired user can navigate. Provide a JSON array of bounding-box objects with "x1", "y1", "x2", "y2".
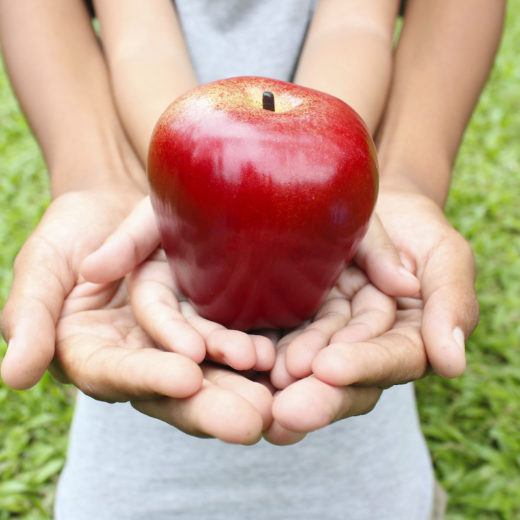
[
  {"x1": 271, "y1": 264, "x2": 398, "y2": 389},
  {"x1": 54, "y1": 277, "x2": 163, "y2": 400},
  {"x1": 51, "y1": 269, "x2": 272, "y2": 444}
]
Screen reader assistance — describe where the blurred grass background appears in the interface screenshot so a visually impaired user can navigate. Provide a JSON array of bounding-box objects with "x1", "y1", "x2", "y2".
[{"x1": 1, "y1": 3, "x2": 519, "y2": 519}]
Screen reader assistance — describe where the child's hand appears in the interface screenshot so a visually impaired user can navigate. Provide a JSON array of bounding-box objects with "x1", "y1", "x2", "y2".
[
  {"x1": 81, "y1": 196, "x2": 276, "y2": 372},
  {"x1": 271, "y1": 214, "x2": 420, "y2": 389}
]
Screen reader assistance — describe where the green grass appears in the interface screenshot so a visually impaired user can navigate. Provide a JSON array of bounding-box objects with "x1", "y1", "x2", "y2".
[{"x1": 1, "y1": 4, "x2": 520, "y2": 518}]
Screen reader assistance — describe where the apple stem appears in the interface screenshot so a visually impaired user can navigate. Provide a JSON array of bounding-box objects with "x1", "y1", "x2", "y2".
[{"x1": 262, "y1": 91, "x2": 275, "y2": 112}]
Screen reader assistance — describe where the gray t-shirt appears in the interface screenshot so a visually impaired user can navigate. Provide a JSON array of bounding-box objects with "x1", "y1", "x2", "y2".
[{"x1": 55, "y1": 2, "x2": 435, "y2": 518}]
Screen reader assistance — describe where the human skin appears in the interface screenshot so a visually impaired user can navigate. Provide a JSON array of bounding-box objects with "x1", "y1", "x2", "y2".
[
  {"x1": 88, "y1": 0, "x2": 423, "y2": 356},
  {"x1": 1, "y1": 0, "x2": 505, "y2": 445}
]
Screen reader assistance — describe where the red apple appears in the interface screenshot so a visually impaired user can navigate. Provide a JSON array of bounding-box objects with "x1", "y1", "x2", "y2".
[{"x1": 148, "y1": 76, "x2": 378, "y2": 331}]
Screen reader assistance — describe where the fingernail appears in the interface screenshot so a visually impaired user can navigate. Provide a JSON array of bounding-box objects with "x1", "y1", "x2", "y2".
[
  {"x1": 452, "y1": 327, "x2": 465, "y2": 351},
  {"x1": 398, "y1": 266, "x2": 419, "y2": 282}
]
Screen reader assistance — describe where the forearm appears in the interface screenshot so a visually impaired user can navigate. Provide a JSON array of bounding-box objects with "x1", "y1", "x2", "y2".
[
  {"x1": 294, "y1": 0, "x2": 400, "y2": 134},
  {"x1": 377, "y1": 0, "x2": 505, "y2": 206},
  {"x1": 93, "y1": 0, "x2": 197, "y2": 165},
  {"x1": 0, "y1": 0, "x2": 145, "y2": 197}
]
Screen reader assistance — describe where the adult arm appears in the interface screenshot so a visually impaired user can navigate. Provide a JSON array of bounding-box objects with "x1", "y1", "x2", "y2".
[
  {"x1": 0, "y1": 0, "x2": 145, "y2": 388},
  {"x1": 377, "y1": 0, "x2": 505, "y2": 205},
  {"x1": 286, "y1": 0, "x2": 504, "y2": 379},
  {"x1": 374, "y1": 0, "x2": 505, "y2": 372},
  {"x1": 0, "y1": 0, "x2": 145, "y2": 196},
  {"x1": 269, "y1": 0, "x2": 505, "y2": 440},
  {"x1": 0, "y1": 2, "x2": 274, "y2": 444}
]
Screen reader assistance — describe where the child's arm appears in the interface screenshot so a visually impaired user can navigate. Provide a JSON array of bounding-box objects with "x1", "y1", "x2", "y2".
[
  {"x1": 93, "y1": 0, "x2": 198, "y2": 164},
  {"x1": 294, "y1": 0, "x2": 400, "y2": 134}
]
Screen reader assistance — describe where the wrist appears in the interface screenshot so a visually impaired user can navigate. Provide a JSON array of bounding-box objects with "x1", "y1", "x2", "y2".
[
  {"x1": 48, "y1": 126, "x2": 148, "y2": 198},
  {"x1": 378, "y1": 153, "x2": 452, "y2": 208}
]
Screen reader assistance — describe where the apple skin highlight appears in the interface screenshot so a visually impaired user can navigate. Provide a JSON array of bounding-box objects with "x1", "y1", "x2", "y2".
[{"x1": 148, "y1": 76, "x2": 378, "y2": 330}]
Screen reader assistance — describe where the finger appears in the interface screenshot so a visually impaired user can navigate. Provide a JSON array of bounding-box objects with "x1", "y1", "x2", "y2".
[
  {"x1": 421, "y1": 236, "x2": 479, "y2": 378},
  {"x1": 81, "y1": 197, "x2": 159, "y2": 283},
  {"x1": 203, "y1": 364, "x2": 274, "y2": 430},
  {"x1": 330, "y1": 284, "x2": 396, "y2": 344},
  {"x1": 272, "y1": 376, "x2": 381, "y2": 433},
  {"x1": 0, "y1": 235, "x2": 73, "y2": 389},
  {"x1": 248, "y1": 334, "x2": 276, "y2": 371},
  {"x1": 132, "y1": 380, "x2": 264, "y2": 445},
  {"x1": 128, "y1": 257, "x2": 206, "y2": 363},
  {"x1": 263, "y1": 420, "x2": 307, "y2": 446},
  {"x1": 312, "y1": 320, "x2": 428, "y2": 388},
  {"x1": 281, "y1": 266, "x2": 395, "y2": 382},
  {"x1": 284, "y1": 294, "x2": 351, "y2": 379},
  {"x1": 181, "y1": 304, "x2": 275, "y2": 371},
  {"x1": 56, "y1": 333, "x2": 203, "y2": 402},
  {"x1": 270, "y1": 339, "x2": 299, "y2": 390},
  {"x1": 354, "y1": 214, "x2": 420, "y2": 297},
  {"x1": 271, "y1": 268, "x2": 364, "y2": 388},
  {"x1": 254, "y1": 329, "x2": 282, "y2": 372}
]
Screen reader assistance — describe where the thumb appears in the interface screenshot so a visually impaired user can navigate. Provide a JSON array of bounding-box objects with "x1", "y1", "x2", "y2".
[
  {"x1": 420, "y1": 235, "x2": 479, "y2": 378},
  {"x1": 354, "y1": 214, "x2": 420, "y2": 297},
  {"x1": 80, "y1": 196, "x2": 160, "y2": 283}
]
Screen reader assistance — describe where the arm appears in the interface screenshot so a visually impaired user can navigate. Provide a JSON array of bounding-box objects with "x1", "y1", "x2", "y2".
[
  {"x1": 0, "y1": 0, "x2": 145, "y2": 196},
  {"x1": 294, "y1": 0, "x2": 400, "y2": 134},
  {"x1": 83, "y1": 0, "x2": 419, "y2": 394},
  {"x1": 93, "y1": 0, "x2": 198, "y2": 164},
  {"x1": 0, "y1": 1, "x2": 273, "y2": 444},
  {"x1": 374, "y1": 0, "x2": 505, "y2": 371},
  {"x1": 290, "y1": 0, "x2": 504, "y2": 379},
  {"x1": 377, "y1": 0, "x2": 505, "y2": 206},
  {"x1": 0, "y1": 0, "x2": 146, "y2": 389},
  {"x1": 267, "y1": 1, "x2": 505, "y2": 440},
  {"x1": 0, "y1": 0, "x2": 272, "y2": 443}
]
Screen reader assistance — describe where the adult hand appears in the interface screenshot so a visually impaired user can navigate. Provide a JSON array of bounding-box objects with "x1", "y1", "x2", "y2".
[
  {"x1": 266, "y1": 187, "x2": 479, "y2": 444},
  {"x1": 1, "y1": 189, "x2": 271, "y2": 444},
  {"x1": 1, "y1": 188, "x2": 143, "y2": 388},
  {"x1": 56, "y1": 271, "x2": 272, "y2": 444},
  {"x1": 375, "y1": 188, "x2": 479, "y2": 377}
]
